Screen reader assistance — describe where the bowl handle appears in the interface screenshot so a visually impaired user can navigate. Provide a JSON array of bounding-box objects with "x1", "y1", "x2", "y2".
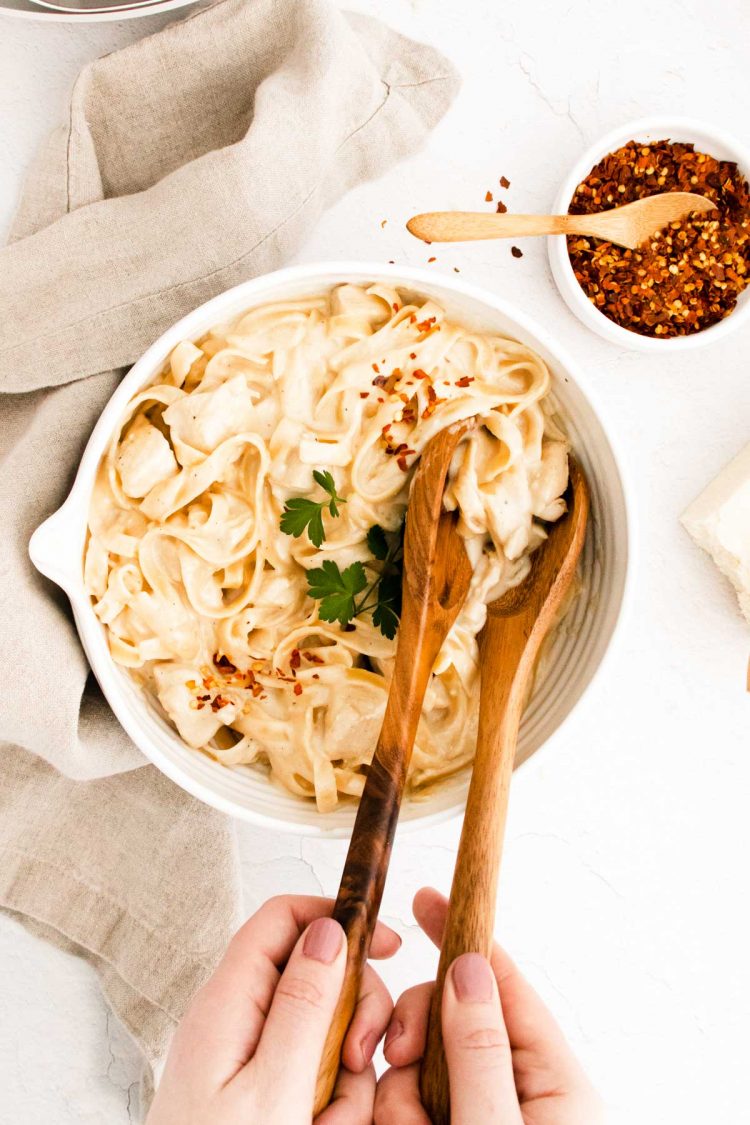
[{"x1": 29, "y1": 500, "x2": 83, "y2": 593}]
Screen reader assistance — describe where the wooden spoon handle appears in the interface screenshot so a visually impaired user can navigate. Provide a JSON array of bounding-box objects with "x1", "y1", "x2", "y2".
[
  {"x1": 407, "y1": 211, "x2": 584, "y2": 244},
  {"x1": 313, "y1": 593, "x2": 450, "y2": 1115},
  {"x1": 419, "y1": 613, "x2": 530, "y2": 1124}
]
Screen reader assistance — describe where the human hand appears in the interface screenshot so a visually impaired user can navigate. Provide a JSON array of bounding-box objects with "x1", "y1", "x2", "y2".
[
  {"x1": 375, "y1": 887, "x2": 604, "y2": 1125},
  {"x1": 147, "y1": 895, "x2": 400, "y2": 1125}
]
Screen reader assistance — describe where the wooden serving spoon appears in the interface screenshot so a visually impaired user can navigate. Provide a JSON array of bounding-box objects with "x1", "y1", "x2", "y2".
[
  {"x1": 313, "y1": 419, "x2": 475, "y2": 1116},
  {"x1": 407, "y1": 191, "x2": 716, "y2": 251},
  {"x1": 419, "y1": 456, "x2": 590, "y2": 1125}
]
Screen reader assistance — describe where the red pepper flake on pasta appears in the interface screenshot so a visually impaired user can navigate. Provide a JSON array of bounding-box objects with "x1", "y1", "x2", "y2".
[
  {"x1": 290, "y1": 649, "x2": 301, "y2": 671},
  {"x1": 455, "y1": 376, "x2": 474, "y2": 388},
  {"x1": 293, "y1": 683, "x2": 303, "y2": 696}
]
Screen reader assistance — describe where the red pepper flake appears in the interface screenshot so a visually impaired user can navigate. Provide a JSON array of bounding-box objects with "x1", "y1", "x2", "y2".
[
  {"x1": 303, "y1": 651, "x2": 324, "y2": 664},
  {"x1": 381, "y1": 219, "x2": 388, "y2": 228},
  {"x1": 568, "y1": 139, "x2": 750, "y2": 337},
  {"x1": 455, "y1": 376, "x2": 474, "y2": 388},
  {"x1": 499, "y1": 175, "x2": 510, "y2": 188},
  {"x1": 428, "y1": 256, "x2": 437, "y2": 263},
  {"x1": 290, "y1": 648, "x2": 301, "y2": 670},
  {"x1": 496, "y1": 200, "x2": 508, "y2": 214},
  {"x1": 422, "y1": 384, "x2": 445, "y2": 419},
  {"x1": 372, "y1": 362, "x2": 380, "y2": 373},
  {"x1": 293, "y1": 682, "x2": 303, "y2": 696},
  {"x1": 416, "y1": 316, "x2": 436, "y2": 332},
  {"x1": 388, "y1": 259, "x2": 395, "y2": 264},
  {"x1": 213, "y1": 653, "x2": 236, "y2": 673},
  {"x1": 511, "y1": 246, "x2": 523, "y2": 258},
  {"x1": 485, "y1": 191, "x2": 493, "y2": 202},
  {"x1": 392, "y1": 302, "x2": 400, "y2": 312},
  {"x1": 312, "y1": 673, "x2": 320, "y2": 680},
  {"x1": 412, "y1": 368, "x2": 428, "y2": 380},
  {"x1": 359, "y1": 391, "x2": 369, "y2": 399},
  {"x1": 453, "y1": 267, "x2": 460, "y2": 273},
  {"x1": 211, "y1": 694, "x2": 231, "y2": 712},
  {"x1": 409, "y1": 352, "x2": 417, "y2": 360}
]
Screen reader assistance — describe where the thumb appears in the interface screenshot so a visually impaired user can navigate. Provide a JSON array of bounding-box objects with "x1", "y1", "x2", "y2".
[
  {"x1": 248, "y1": 917, "x2": 346, "y2": 1115},
  {"x1": 442, "y1": 953, "x2": 523, "y2": 1125}
]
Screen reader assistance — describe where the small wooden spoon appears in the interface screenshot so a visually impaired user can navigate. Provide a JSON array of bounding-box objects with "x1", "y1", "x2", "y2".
[
  {"x1": 407, "y1": 192, "x2": 716, "y2": 251},
  {"x1": 419, "y1": 456, "x2": 590, "y2": 1125},
  {"x1": 313, "y1": 420, "x2": 475, "y2": 1115}
]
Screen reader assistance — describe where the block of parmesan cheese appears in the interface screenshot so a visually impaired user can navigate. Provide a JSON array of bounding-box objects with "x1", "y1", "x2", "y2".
[{"x1": 681, "y1": 442, "x2": 750, "y2": 625}]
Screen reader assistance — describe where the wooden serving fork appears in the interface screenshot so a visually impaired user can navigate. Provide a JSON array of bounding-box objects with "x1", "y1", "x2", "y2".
[
  {"x1": 313, "y1": 420, "x2": 475, "y2": 1115},
  {"x1": 419, "y1": 456, "x2": 590, "y2": 1124}
]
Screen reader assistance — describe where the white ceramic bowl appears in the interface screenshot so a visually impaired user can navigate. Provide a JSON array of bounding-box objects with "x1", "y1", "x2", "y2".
[
  {"x1": 29, "y1": 262, "x2": 633, "y2": 837},
  {"x1": 548, "y1": 116, "x2": 750, "y2": 352}
]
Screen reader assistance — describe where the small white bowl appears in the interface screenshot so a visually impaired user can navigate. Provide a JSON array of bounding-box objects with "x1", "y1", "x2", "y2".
[
  {"x1": 548, "y1": 116, "x2": 750, "y2": 352},
  {"x1": 29, "y1": 262, "x2": 633, "y2": 837}
]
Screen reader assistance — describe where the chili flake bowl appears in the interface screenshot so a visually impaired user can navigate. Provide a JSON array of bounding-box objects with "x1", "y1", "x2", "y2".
[{"x1": 548, "y1": 117, "x2": 750, "y2": 352}]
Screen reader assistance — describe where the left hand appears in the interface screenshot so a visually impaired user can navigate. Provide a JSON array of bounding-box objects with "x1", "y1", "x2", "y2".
[{"x1": 147, "y1": 894, "x2": 400, "y2": 1125}]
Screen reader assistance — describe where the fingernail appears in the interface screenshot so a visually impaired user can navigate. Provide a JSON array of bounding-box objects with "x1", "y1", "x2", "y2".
[
  {"x1": 360, "y1": 1029, "x2": 378, "y2": 1066},
  {"x1": 303, "y1": 917, "x2": 343, "y2": 964},
  {"x1": 451, "y1": 953, "x2": 495, "y2": 1003},
  {"x1": 384, "y1": 1018, "x2": 403, "y2": 1052}
]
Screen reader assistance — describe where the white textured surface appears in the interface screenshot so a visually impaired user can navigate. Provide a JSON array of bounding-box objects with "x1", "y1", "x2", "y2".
[{"x1": 1, "y1": 2, "x2": 749, "y2": 1123}]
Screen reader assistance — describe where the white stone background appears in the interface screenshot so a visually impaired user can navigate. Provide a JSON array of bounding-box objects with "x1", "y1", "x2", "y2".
[{"x1": 1, "y1": 0, "x2": 749, "y2": 1121}]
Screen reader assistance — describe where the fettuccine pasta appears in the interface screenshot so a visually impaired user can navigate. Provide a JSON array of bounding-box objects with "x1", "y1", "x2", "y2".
[{"x1": 85, "y1": 284, "x2": 570, "y2": 812}]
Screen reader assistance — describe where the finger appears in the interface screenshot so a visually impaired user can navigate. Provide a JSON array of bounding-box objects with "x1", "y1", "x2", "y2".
[
  {"x1": 414, "y1": 887, "x2": 590, "y2": 1101},
  {"x1": 169, "y1": 896, "x2": 398, "y2": 1088},
  {"x1": 316, "y1": 1064, "x2": 376, "y2": 1125},
  {"x1": 246, "y1": 916, "x2": 346, "y2": 1111},
  {"x1": 383, "y1": 982, "x2": 434, "y2": 1068},
  {"x1": 341, "y1": 963, "x2": 394, "y2": 1073},
  {"x1": 374, "y1": 1064, "x2": 431, "y2": 1125},
  {"x1": 442, "y1": 954, "x2": 522, "y2": 1125}
]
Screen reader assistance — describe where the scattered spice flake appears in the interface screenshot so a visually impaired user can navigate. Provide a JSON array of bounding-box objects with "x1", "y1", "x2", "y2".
[
  {"x1": 455, "y1": 376, "x2": 474, "y2": 388},
  {"x1": 409, "y1": 352, "x2": 417, "y2": 360},
  {"x1": 290, "y1": 649, "x2": 301, "y2": 670},
  {"x1": 303, "y1": 650, "x2": 324, "y2": 664},
  {"x1": 453, "y1": 266, "x2": 460, "y2": 273},
  {"x1": 499, "y1": 175, "x2": 510, "y2": 188},
  {"x1": 372, "y1": 362, "x2": 380, "y2": 373},
  {"x1": 293, "y1": 683, "x2": 303, "y2": 696},
  {"x1": 381, "y1": 219, "x2": 388, "y2": 228},
  {"x1": 211, "y1": 694, "x2": 231, "y2": 712},
  {"x1": 485, "y1": 191, "x2": 493, "y2": 202},
  {"x1": 392, "y1": 302, "x2": 400, "y2": 312},
  {"x1": 511, "y1": 246, "x2": 523, "y2": 258},
  {"x1": 388, "y1": 259, "x2": 395, "y2": 264},
  {"x1": 312, "y1": 673, "x2": 320, "y2": 680},
  {"x1": 496, "y1": 200, "x2": 508, "y2": 214},
  {"x1": 359, "y1": 391, "x2": 369, "y2": 399},
  {"x1": 213, "y1": 653, "x2": 237, "y2": 674},
  {"x1": 412, "y1": 368, "x2": 428, "y2": 380},
  {"x1": 568, "y1": 139, "x2": 750, "y2": 338},
  {"x1": 428, "y1": 256, "x2": 437, "y2": 263},
  {"x1": 372, "y1": 374, "x2": 388, "y2": 389}
]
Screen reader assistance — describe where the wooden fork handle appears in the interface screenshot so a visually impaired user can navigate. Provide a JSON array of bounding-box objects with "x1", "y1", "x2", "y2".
[
  {"x1": 313, "y1": 595, "x2": 453, "y2": 1115},
  {"x1": 419, "y1": 613, "x2": 531, "y2": 1124}
]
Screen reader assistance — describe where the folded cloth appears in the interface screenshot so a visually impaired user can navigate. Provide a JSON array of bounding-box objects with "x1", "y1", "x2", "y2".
[{"x1": 0, "y1": 0, "x2": 458, "y2": 1096}]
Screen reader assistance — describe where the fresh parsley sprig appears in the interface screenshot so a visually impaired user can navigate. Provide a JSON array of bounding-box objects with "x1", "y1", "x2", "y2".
[
  {"x1": 280, "y1": 470, "x2": 346, "y2": 548},
  {"x1": 305, "y1": 523, "x2": 405, "y2": 639}
]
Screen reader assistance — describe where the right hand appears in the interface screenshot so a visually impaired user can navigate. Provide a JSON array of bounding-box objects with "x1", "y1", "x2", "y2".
[{"x1": 374, "y1": 887, "x2": 604, "y2": 1125}]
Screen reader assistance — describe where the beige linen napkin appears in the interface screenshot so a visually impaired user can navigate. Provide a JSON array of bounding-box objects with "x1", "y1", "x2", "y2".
[{"x1": 0, "y1": 0, "x2": 458, "y2": 1089}]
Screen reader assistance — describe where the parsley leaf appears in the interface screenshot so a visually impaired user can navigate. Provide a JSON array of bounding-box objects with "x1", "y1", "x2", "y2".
[
  {"x1": 372, "y1": 569, "x2": 402, "y2": 640},
  {"x1": 280, "y1": 471, "x2": 346, "y2": 547},
  {"x1": 366, "y1": 524, "x2": 389, "y2": 561},
  {"x1": 307, "y1": 560, "x2": 367, "y2": 626}
]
